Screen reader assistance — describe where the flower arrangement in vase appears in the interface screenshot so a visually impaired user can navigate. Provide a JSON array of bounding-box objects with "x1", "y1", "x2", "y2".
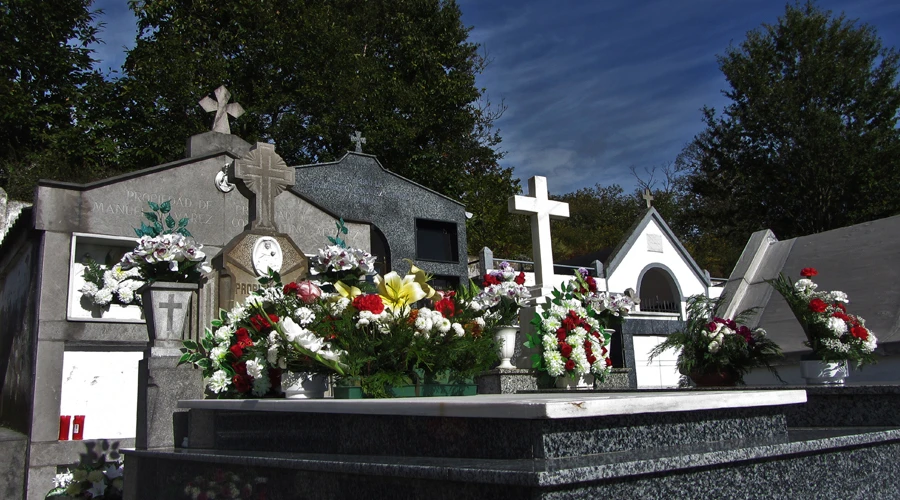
[
  {"x1": 79, "y1": 259, "x2": 144, "y2": 307},
  {"x1": 471, "y1": 261, "x2": 532, "y2": 369},
  {"x1": 648, "y1": 294, "x2": 783, "y2": 386},
  {"x1": 46, "y1": 457, "x2": 123, "y2": 499},
  {"x1": 526, "y1": 269, "x2": 635, "y2": 386},
  {"x1": 769, "y1": 267, "x2": 877, "y2": 381}
]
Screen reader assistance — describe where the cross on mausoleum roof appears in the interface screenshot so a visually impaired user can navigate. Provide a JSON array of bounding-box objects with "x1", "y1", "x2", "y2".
[
  {"x1": 509, "y1": 176, "x2": 569, "y2": 290},
  {"x1": 199, "y1": 85, "x2": 245, "y2": 134},
  {"x1": 234, "y1": 143, "x2": 295, "y2": 231},
  {"x1": 350, "y1": 130, "x2": 366, "y2": 153},
  {"x1": 642, "y1": 189, "x2": 654, "y2": 208}
]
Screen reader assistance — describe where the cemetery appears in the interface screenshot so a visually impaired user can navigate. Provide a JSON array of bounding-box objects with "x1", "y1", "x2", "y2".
[{"x1": 1, "y1": 87, "x2": 900, "y2": 498}]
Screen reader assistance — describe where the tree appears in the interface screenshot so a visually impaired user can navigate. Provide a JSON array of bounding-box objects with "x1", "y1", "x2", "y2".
[
  {"x1": 0, "y1": 0, "x2": 119, "y2": 200},
  {"x1": 679, "y1": 1, "x2": 900, "y2": 242},
  {"x1": 118, "y1": 0, "x2": 515, "y2": 255}
]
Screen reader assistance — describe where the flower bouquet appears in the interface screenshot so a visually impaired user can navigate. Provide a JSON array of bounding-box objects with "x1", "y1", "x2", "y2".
[
  {"x1": 525, "y1": 270, "x2": 635, "y2": 383},
  {"x1": 769, "y1": 267, "x2": 877, "y2": 368},
  {"x1": 648, "y1": 294, "x2": 783, "y2": 386},
  {"x1": 46, "y1": 458, "x2": 123, "y2": 499},
  {"x1": 119, "y1": 201, "x2": 211, "y2": 284},
  {"x1": 310, "y1": 219, "x2": 376, "y2": 288},
  {"x1": 79, "y1": 259, "x2": 144, "y2": 307},
  {"x1": 180, "y1": 270, "x2": 346, "y2": 397},
  {"x1": 181, "y1": 469, "x2": 269, "y2": 500},
  {"x1": 471, "y1": 261, "x2": 532, "y2": 327}
]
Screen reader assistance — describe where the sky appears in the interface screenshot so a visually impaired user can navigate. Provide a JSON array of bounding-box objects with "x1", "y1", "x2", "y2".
[{"x1": 91, "y1": 0, "x2": 900, "y2": 195}]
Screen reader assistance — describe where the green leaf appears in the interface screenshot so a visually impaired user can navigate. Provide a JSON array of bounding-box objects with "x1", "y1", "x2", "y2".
[
  {"x1": 148, "y1": 201, "x2": 160, "y2": 212},
  {"x1": 201, "y1": 338, "x2": 213, "y2": 351},
  {"x1": 153, "y1": 221, "x2": 163, "y2": 233},
  {"x1": 178, "y1": 352, "x2": 191, "y2": 365},
  {"x1": 160, "y1": 200, "x2": 171, "y2": 213},
  {"x1": 143, "y1": 211, "x2": 158, "y2": 223},
  {"x1": 178, "y1": 217, "x2": 189, "y2": 227},
  {"x1": 180, "y1": 228, "x2": 193, "y2": 237},
  {"x1": 197, "y1": 358, "x2": 210, "y2": 369},
  {"x1": 211, "y1": 319, "x2": 223, "y2": 328},
  {"x1": 165, "y1": 214, "x2": 176, "y2": 229},
  {"x1": 183, "y1": 340, "x2": 198, "y2": 351},
  {"x1": 133, "y1": 227, "x2": 143, "y2": 237}
]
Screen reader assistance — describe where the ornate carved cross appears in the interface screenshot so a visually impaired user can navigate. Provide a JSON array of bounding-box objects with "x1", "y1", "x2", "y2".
[
  {"x1": 350, "y1": 130, "x2": 366, "y2": 153},
  {"x1": 508, "y1": 176, "x2": 569, "y2": 289},
  {"x1": 234, "y1": 143, "x2": 295, "y2": 230},
  {"x1": 642, "y1": 189, "x2": 654, "y2": 208},
  {"x1": 199, "y1": 86, "x2": 245, "y2": 134}
]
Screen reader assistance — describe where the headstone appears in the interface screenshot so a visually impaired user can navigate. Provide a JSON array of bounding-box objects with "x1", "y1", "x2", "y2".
[{"x1": 217, "y1": 143, "x2": 309, "y2": 308}]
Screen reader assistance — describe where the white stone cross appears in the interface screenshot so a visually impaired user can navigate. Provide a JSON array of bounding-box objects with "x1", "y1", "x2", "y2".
[
  {"x1": 642, "y1": 189, "x2": 654, "y2": 208},
  {"x1": 234, "y1": 143, "x2": 295, "y2": 231},
  {"x1": 199, "y1": 86, "x2": 245, "y2": 134},
  {"x1": 508, "y1": 176, "x2": 569, "y2": 291},
  {"x1": 350, "y1": 131, "x2": 366, "y2": 153}
]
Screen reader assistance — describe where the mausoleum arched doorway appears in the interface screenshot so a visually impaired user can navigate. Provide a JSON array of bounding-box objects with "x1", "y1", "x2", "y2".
[{"x1": 637, "y1": 265, "x2": 681, "y2": 314}]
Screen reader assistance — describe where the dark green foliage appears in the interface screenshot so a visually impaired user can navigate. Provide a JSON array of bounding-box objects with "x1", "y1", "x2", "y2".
[
  {"x1": 133, "y1": 200, "x2": 191, "y2": 237},
  {"x1": 678, "y1": 1, "x2": 900, "y2": 243}
]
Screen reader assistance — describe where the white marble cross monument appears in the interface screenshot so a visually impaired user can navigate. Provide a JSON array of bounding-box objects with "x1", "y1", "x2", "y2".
[
  {"x1": 509, "y1": 176, "x2": 569, "y2": 298},
  {"x1": 199, "y1": 85, "x2": 245, "y2": 135}
]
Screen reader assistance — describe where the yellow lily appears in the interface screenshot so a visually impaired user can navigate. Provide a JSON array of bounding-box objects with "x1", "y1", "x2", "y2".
[
  {"x1": 406, "y1": 261, "x2": 437, "y2": 299},
  {"x1": 334, "y1": 280, "x2": 362, "y2": 300},
  {"x1": 376, "y1": 271, "x2": 427, "y2": 314}
]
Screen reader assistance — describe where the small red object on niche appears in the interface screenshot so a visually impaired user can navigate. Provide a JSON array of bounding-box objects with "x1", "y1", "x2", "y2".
[
  {"x1": 58, "y1": 416, "x2": 71, "y2": 441},
  {"x1": 72, "y1": 415, "x2": 85, "y2": 440}
]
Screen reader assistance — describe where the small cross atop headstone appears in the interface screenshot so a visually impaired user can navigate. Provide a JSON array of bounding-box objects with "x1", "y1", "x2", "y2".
[
  {"x1": 199, "y1": 86, "x2": 245, "y2": 134},
  {"x1": 234, "y1": 143, "x2": 295, "y2": 230},
  {"x1": 508, "y1": 176, "x2": 569, "y2": 290},
  {"x1": 159, "y1": 294, "x2": 183, "y2": 334},
  {"x1": 642, "y1": 189, "x2": 654, "y2": 208},
  {"x1": 350, "y1": 131, "x2": 366, "y2": 153}
]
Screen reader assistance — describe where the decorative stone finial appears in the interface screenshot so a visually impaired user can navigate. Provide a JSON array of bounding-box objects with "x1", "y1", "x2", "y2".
[
  {"x1": 199, "y1": 86, "x2": 245, "y2": 134},
  {"x1": 350, "y1": 130, "x2": 366, "y2": 153},
  {"x1": 642, "y1": 189, "x2": 654, "y2": 208}
]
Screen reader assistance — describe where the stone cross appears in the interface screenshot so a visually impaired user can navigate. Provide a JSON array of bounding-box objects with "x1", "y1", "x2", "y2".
[
  {"x1": 350, "y1": 131, "x2": 366, "y2": 153},
  {"x1": 642, "y1": 189, "x2": 654, "y2": 208},
  {"x1": 199, "y1": 86, "x2": 245, "y2": 134},
  {"x1": 234, "y1": 143, "x2": 295, "y2": 231},
  {"x1": 159, "y1": 294, "x2": 183, "y2": 334},
  {"x1": 508, "y1": 176, "x2": 569, "y2": 290}
]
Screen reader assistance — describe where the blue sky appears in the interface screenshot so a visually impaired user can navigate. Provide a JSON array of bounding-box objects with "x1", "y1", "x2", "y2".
[{"x1": 91, "y1": 0, "x2": 900, "y2": 195}]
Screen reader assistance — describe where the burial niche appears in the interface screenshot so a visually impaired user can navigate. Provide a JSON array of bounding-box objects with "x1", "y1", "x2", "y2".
[{"x1": 638, "y1": 266, "x2": 680, "y2": 313}]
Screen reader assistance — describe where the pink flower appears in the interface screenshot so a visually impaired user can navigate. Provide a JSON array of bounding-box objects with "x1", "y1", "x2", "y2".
[{"x1": 297, "y1": 280, "x2": 322, "y2": 304}]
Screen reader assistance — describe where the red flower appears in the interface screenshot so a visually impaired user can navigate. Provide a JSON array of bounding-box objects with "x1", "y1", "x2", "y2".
[
  {"x1": 583, "y1": 340, "x2": 593, "y2": 354},
  {"x1": 808, "y1": 298, "x2": 828, "y2": 313},
  {"x1": 250, "y1": 314, "x2": 272, "y2": 331},
  {"x1": 515, "y1": 272, "x2": 526, "y2": 285},
  {"x1": 229, "y1": 344, "x2": 243, "y2": 358},
  {"x1": 434, "y1": 296, "x2": 456, "y2": 318},
  {"x1": 283, "y1": 282, "x2": 300, "y2": 296},
  {"x1": 605, "y1": 358, "x2": 613, "y2": 367},
  {"x1": 564, "y1": 359, "x2": 576, "y2": 371},
  {"x1": 587, "y1": 355, "x2": 597, "y2": 365},
  {"x1": 483, "y1": 274, "x2": 501, "y2": 287},
  {"x1": 832, "y1": 311, "x2": 851, "y2": 322},
  {"x1": 556, "y1": 328, "x2": 567, "y2": 342},
  {"x1": 586, "y1": 276, "x2": 597, "y2": 293},
  {"x1": 707, "y1": 321, "x2": 718, "y2": 332},
  {"x1": 560, "y1": 343, "x2": 573, "y2": 358},
  {"x1": 851, "y1": 326, "x2": 869, "y2": 341},
  {"x1": 601, "y1": 346, "x2": 608, "y2": 356},
  {"x1": 800, "y1": 267, "x2": 818, "y2": 278},
  {"x1": 232, "y1": 361, "x2": 247, "y2": 375},
  {"x1": 834, "y1": 302, "x2": 847, "y2": 312},
  {"x1": 353, "y1": 294, "x2": 385, "y2": 315},
  {"x1": 232, "y1": 374, "x2": 251, "y2": 393},
  {"x1": 235, "y1": 327, "x2": 253, "y2": 348}
]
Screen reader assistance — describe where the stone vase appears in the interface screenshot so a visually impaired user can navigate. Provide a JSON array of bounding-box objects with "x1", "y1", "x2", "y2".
[
  {"x1": 493, "y1": 325, "x2": 519, "y2": 370},
  {"x1": 140, "y1": 282, "x2": 198, "y2": 343},
  {"x1": 555, "y1": 372, "x2": 595, "y2": 390},
  {"x1": 800, "y1": 359, "x2": 849, "y2": 385},
  {"x1": 284, "y1": 373, "x2": 329, "y2": 399}
]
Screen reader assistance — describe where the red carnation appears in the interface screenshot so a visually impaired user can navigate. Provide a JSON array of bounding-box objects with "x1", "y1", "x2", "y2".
[
  {"x1": 560, "y1": 343, "x2": 573, "y2": 358},
  {"x1": 229, "y1": 344, "x2": 243, "y2": 359},
  {"x1": 835, "y1": 302, "x2": 847, "y2": 312},
  {"x1": 353, "y1": 294, "x2": 385, "y2": 315},
  {"x1": 707, "y1": 321, "x2": 718, "y2": 332},
  {"x1": 232, "y1": 374, "x2": 251, "y2": 393},
  {"x1": 800, "y1": 267, "x2": 818, "y2": 278},
  {"x1": 232, "y1": 361, "x2": 248, "y2": 375},
  {"x1": 832, "y1": 311, "x2": 851, "y2": 322},
  {"x1": 851, "y1": 326, "x2": 869, "y2": 341},
  {"x1": 556, "y1": 331, "x2": 567, "y2": 342},
  {"x1": 434, "y1": 296, "x2": 456, "y2": 318},
  {"x1": 515, "y1": 272, "x2": 526, "y2": 285},
  {"x1": 483, "y1": 274, "x2": 501, "y2": 287},
  {"x1": 808, "y1": 298, "x2": 828, "y2": 313},
  {"x1": 601, "y1": 346, "x2": 608, "y2": 356},
  {"x1": 283, "y1": 282, "x2": 300, "y2": 296},
  {"x1": 564, "y1": 359, "x2": 576, "y2": 371},
  {"x1": 605, "y1": 358, "x2": 613, "y2": 367},
  {"x1": 586, "y1": 275, "x2": 597, "y2": 292},
  {"x1": 250, "y1": 314, "x2": 272, "y2": 331},
  {"x1": 587, "y1": 355, "x2": 597, "y2": 365}
]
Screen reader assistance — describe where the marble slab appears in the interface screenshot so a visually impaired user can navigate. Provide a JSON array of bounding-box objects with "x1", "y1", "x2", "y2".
[{"x1": 178, "y1": 390, "x2": 806, "y2": 419}]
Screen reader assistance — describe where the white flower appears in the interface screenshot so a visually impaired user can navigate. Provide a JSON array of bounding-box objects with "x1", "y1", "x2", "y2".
[
  {"x1": 708, "y1": 340, "x2": 720, "y2": 353},
  {"x1": 208, "y1": 370, "x2": 230, "y2": 393},
  {"x1": 828, "y1": 291, "x2": 849, "y2": 303},
  {"x1": 475, "y1": 317, "x2": 486, "y2": 328},
  {"x1": 214, "y1": 326, "x2": 233, "y2": 343},
  {"x1": 210, "y1": 346, "x2": 227, "y2": 365},
  {"x1": 294, "y1": 307, "x2": 316, "y2": 326},
  {"x1": 245, "y1": 358, "x2": 264, "y2": 379},
  {"x1": 437, "y1": 317, "x2": 452, "y2": 334},
  {"x1": 827, "y1": 317, "x2": 848, "y2": 336},
  {"x1": 80, "y1": 282, "x2": 99, "y2": 296},
  {"x1": 53, "y1": 472, "x2": 73, "y2": 488},
  {"x1": 452, "y1": 323, "x2": 465, "y2": 336},
  {"x1": 281, "y1": 317, "x2": 325, "y2": 352},
  {"x1": 94, "y1": 288, "x2": 113, "y2": 305}
]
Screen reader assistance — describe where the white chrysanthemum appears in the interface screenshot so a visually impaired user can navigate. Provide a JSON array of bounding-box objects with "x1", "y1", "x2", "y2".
[
  {"x1": 116, "y1": 287, "x2": 135, "y2": 304},
  {"x1": 862, "y1": 331, "x2": 878, "y2": 353},
  {"x1": 53, "y1": 472, "x2": 73, "y2": 488},
  {"x1": 542, "y1": 316, "x2": 561, "y2": 332},
  {"x1": 228, "y1": 304, "x2": 248, "y2": 323},
  {"x1": 214, "y1": 326, "x2": 233, "y2": 343},
  {"x1": 452, "y1": 323, "x2": 465, "y2": 336},
  {"x1": 329, "y1": 298, "x2": 350, "y2": 316},
  {"x1": 708, "y1": 340, "x2": 720, "y2": 353},
  {"x1": 210, "y1": 346, "x2": 227, "y2": 363},
  {"x1": 437, "y1": 317, "x2": 452, "y2": 334},
  {"x1": 415, "y1": 315, "x2": 432, "y2": 332},
  {"x1": 828, "y1": 291, "x2": 849, "y2": 303},
  {"x1": 827, "y1": 317, "x2": 848, "y2": 336},
  {"x1": 80, "y1": 282, "x2": 99, "y2": 296},
  {"x1": 94, "y1": 288, "x2": 113, "y2": 305},
  {"x1": 543, "y1": 334, "x2": 558, "y2": 352},
  {"x1": 207, "y1": 370, "x2": 230, "y2": 393},
  {"x1": 475, "y1": 317, "x2": 486, "y2": 328},
  {"x1": 260, "y1": 286, "x2": 284, "y2": 304},
  {"x1": 294, "y1": 307, "x2": 316, "y2": 326},
  {"x1": 251, "y1": 373, "x2": 271, "y2": 397},
  {"x1": 245, "y1": 358, "x2": 265, "y2": 379},
  {"x1": 267, "y1": 344, "x2": 279, "y2": 365},
  {"x1": 545, "y1": 351, "x2": 566, "y2": 377}
]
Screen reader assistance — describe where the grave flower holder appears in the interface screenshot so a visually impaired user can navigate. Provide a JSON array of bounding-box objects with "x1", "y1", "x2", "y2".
[{"x1": 140, "y1": 282, "x2": 198, "y2": 344}]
